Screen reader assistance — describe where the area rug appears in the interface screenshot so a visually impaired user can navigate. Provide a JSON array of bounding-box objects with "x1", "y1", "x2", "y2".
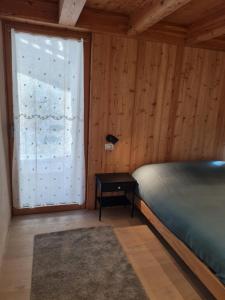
[{"x1": 31, "y1": 226, "x2": 148, "y2": 300}]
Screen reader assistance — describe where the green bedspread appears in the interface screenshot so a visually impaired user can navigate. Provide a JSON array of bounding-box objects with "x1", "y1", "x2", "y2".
[{"x1": 132, "y1": 161, "x2": 225, "y2": 285}]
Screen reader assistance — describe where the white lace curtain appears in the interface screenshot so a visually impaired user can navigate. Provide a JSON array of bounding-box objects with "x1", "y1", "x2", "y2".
[{"x1": 11, "y1": 29, "x2": 85, "y2": 208}]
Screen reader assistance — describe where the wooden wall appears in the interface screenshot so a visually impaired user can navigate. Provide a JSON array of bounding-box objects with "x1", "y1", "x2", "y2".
[{"x1": 87, "y1": 33, "x2": 225, "y2": 208}]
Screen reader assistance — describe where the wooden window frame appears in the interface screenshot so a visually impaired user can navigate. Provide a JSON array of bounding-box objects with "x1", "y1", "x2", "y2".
[{"x1": 2, "y1": 21, "x2": 91, "y2": 215}]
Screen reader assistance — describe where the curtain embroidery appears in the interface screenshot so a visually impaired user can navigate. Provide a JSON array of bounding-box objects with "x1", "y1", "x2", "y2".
[{"x1": 14, "y1": 114, "x2": 83, "y2": 121}]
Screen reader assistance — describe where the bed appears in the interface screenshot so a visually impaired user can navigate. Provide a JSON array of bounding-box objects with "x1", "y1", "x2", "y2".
[{"x1": 132, "y1": 161, "x2": 225, "y2": 300}]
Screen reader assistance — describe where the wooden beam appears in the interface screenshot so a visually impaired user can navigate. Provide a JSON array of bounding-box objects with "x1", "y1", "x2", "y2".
[
  {"x1": 140, "y1": 22, "x2": 186, "y2": 45},
  {"x1": 187, "y1": 8, "x2": 225, "y2": 45},
  {"x1": 194, "y1": 38, "x2": 225, "y2": 53},
  {"x1": 77, "y1": 8, "x2": 129, "y2": 35},
  {"x1": 128, "y1": 0, "x2": 191, "y2": 35},
  {"x1": 59, "y1": 0, "x2": 87, "y2": 26}
]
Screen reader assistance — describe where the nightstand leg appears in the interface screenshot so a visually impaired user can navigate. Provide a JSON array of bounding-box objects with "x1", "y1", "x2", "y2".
[
  {"x1": 99, "y1": 200, "x2": 102, "y2": 221},
  {"x1": 131, "y1": 192, "x2": 135, "y2": 218},
  {"x1": 95, "y1": 179, "x2": 97, "y2": 210},
  {"x1": 99, "y1": 191, "x2": 102, "y2": 221}
]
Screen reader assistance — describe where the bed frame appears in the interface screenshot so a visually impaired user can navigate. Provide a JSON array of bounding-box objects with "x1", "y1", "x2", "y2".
[{"x1": 136, "y1": 198, "x2": 225, "y2": 300}]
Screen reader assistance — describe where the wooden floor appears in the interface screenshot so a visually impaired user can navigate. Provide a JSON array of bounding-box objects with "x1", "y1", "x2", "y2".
[{"x1": 0, "y1": 207, "x2": 214, "y2": 300}]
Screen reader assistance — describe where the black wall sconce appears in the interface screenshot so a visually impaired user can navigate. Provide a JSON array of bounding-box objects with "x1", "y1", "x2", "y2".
[{"x1": 106, "y1": 134, "x2": 119, "y2": 145}]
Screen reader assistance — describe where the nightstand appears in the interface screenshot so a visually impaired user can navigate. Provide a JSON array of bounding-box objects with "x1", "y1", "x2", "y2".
[{"x1": 95, "y1": 173, "x2": 137, "y2": 221}]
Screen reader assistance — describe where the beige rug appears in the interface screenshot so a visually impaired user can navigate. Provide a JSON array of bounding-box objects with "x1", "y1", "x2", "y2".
[{"x1": 31, "y1": 226, "x2": 148, "y2": 300}]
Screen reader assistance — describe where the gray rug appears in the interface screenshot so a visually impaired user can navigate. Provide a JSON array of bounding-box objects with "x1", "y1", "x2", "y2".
[{"x1": 31, "y1": 226, "x2": 148, "y2": 300}]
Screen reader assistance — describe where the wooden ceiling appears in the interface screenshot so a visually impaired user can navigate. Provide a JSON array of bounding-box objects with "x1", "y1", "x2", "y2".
[
  {"x1": 86, "y1": 0, "x2": 151, "y2": 15},
  {"x1": 164, "y1": 0, "x2": 225, "y2": 26},
  {"x1": 86, "y1": 0, "x2": 225, "y2": 27},
  {"x1": 0, "y1": 0, "x2": 225, "y2": 51}
]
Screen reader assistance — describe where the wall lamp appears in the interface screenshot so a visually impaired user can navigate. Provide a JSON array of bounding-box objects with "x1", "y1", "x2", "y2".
[
  {"x1": 105, "y1": 134, "x2": 119, "y2": 151},
  {"x1": 106, "y1": 134, "x2": 119, "y2": 144}
]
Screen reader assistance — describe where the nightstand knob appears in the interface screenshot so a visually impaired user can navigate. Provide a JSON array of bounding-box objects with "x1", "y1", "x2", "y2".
[{"x1": 118, "y1": 186, "x2": 121, "y2": 190}]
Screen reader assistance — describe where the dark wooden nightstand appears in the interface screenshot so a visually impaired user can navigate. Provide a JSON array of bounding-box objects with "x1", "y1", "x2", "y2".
[{"x1": 95, "y1": 173, "x2": 137, "y2": 221}]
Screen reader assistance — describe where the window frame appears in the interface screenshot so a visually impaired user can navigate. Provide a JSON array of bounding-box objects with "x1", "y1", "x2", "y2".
[{"x1": 2, "y1": 21, "x2": 91, "y2": 215}]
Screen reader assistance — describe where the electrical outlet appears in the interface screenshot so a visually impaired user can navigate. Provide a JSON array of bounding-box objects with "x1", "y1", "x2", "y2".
[{"x1": 105, "y1": 143, "x2": 114, "y2": 151}]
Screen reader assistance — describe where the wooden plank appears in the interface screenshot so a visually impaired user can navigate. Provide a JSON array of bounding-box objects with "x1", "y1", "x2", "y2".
[
  {"x1": 173, "y1": 48, "x2": 207, "y2": 161},
  {"x1": 187, "y1": 7, "x2": 225, "y2": 44},
  {"x1": 85, "y1": 0, "x2": 150, "y2": 15},
  {"x1": 165, "y1": 45, "x2": 184, "y2": 161},
  {"x1": 59, "y1": 0, "x2": 87, "y2": 26},
  {"x1": 128, "y1": 0, "x2": 192, "y2": 35},
  {"x1": 136, "y1": 199, "x2": 225, "y2": 300},
  {"x1": 115, "y1": 225, "x2": 206, "y2": 300}
]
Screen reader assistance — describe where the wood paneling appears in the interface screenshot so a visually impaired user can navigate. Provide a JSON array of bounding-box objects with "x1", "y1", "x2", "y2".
[
  {"x1": 130, "y1": 41, "x2": 180, "y2": 169},
  {"x1": 171, "y1": 47, "x2": 225, "y2": 160},
  {"x1": 87, "y1": 33, "x2": 225, "y2": 208},
  {"x1": 87, "y1": 33, "x2": 138, "y2": 207}
]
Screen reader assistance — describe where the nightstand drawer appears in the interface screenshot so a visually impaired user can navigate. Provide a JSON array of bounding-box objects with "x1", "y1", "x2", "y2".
[{"x1": 101, "y1": 182, "x2": 135, "y2": 192}]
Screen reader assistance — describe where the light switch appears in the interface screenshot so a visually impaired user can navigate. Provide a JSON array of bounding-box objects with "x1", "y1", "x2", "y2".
[{"x1": 105, "y1": 143, "x2": 114, "y2": 151}]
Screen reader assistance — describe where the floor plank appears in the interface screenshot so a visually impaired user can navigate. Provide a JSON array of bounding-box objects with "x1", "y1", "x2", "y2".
[{"x1": 115, "y1": 225, "x2": 214, "y2": 300}]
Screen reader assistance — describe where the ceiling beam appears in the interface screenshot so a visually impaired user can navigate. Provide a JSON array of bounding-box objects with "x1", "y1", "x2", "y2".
[
  {"x1": 187, "y1": 8, "x2": 225, "y2": 45},
  {"x1": 59, "y1": 0, "x2": 87, "y2": 26},
  {"x1": 140, "y1": 22, "x2": 186, "y2": 45},
  {"x1": 77, "y1": 8, "x2": 129, "y2": 34},
  {"x1": 196, "y1": 39, "x2": 225, "y2": 53},
  {"x1": 128, "y1": 0, "x2": 192, "y2": 35}
]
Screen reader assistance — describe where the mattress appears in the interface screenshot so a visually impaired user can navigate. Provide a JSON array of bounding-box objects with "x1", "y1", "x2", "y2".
[{"x1": 132, "y1": 161, "x2": 225, "y2": 285}]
